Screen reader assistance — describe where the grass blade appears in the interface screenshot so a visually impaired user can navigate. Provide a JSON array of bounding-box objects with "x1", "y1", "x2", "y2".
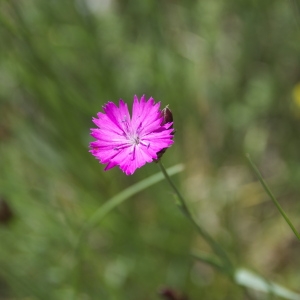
[{"x1": 246, "y1": 154, "x2": 300, "y2": 240}]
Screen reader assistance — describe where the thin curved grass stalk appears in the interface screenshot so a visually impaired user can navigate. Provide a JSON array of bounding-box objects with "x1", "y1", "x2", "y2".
[{"x1": 246, "y1": 154, "x2": 300, "y2": 240}]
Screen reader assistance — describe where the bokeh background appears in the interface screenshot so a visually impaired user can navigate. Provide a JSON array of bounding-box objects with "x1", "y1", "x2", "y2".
[{"x1": 1, "y1": 0, "x2": 300, "y2": 299}]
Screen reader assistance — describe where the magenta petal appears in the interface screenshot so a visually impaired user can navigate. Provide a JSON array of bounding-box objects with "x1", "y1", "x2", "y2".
[{"x1": 90, "y1": 95, "x2": 174, "y2": 175}]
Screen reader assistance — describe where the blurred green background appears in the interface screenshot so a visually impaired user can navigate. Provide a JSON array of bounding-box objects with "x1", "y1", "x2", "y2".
[{"x1": 1, "y1": 0, "x2": 300, "y2": 299}]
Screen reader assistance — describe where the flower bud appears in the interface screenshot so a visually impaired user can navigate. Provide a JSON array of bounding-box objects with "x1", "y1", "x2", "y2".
[
  {"x1": 156, "y1": 106, "x2": 174, "y2": 160},
  {"x1": 160, "y1": 106, "x2": 173, "y2": 126}
]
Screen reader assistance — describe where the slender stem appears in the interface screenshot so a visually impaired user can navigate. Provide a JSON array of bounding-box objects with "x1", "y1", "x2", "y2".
[
  {"x1": 158, "y1": 160, "x2": 233, "y2": 275},
  {"x1": 246, "y1": 154, "x2": 300, "y2": 240}
]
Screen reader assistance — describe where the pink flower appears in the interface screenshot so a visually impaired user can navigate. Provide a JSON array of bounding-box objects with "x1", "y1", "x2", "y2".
[{"x1": 89, "y1": 95, "x2": 174, "y2": 175}]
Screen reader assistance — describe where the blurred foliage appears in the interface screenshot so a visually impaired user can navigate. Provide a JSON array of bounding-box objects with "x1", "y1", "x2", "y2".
[{"x1": 1, "y1": 0, "x2": 300, "y2": 299}]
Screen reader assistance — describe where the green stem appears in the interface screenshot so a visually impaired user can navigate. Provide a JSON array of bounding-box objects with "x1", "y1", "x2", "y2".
[
  {"x1": 246, "y1": 154, "x2": 300, "y2": 240},
  {"x1": 158, "y1": 160, "x2": 233, "y2": 275}
]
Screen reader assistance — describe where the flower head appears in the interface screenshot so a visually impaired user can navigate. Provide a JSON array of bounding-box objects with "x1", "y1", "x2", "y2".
[{"x1": 89, "y1": 95, "x2": 174, "y2": 175}]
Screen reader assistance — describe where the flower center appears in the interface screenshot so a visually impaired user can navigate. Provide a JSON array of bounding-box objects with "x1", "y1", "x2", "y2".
[
  {"x1": 130, "y1": 134, "x2": 140, "y2": 145},
  {"x1": 121, "y1": 116, "x2": 141, "y2": 146}
]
